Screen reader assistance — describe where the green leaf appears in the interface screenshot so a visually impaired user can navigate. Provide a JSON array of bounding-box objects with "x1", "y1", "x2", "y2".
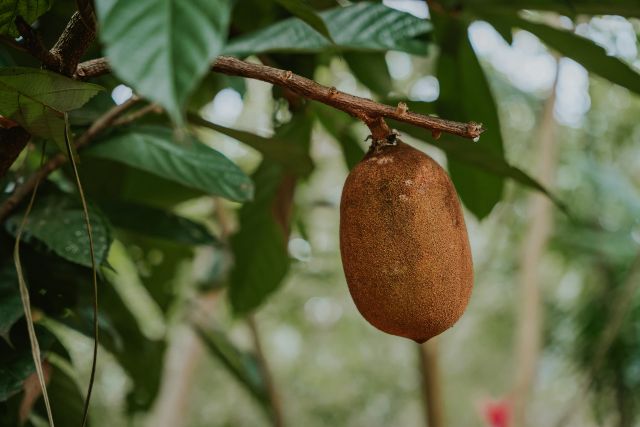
[
  {"x1": 0, "y1": 68, "x2": 102, "y2": 152},
  {"x1": 503, "y1": 15, "x2": 640, "y2": 95},
  {"x1": 189, "y1": 114, "x2": 314, "y2": 176},
  {"x1": 194, "y1": 324, "x2": 269, "y2": 407},
  {"x1": 95, "y1": 0, "x2": 232, "y2": 124},
  {"x1": 0, "y1": 325, "x2": 54, "y2": 401},
  {"x1": 0, "y1": 0, "x2": 51, "y2": 36},
  {"x1": 433, "y1": 15, "x2": 504, "y2": 219},
  {"x1": 223, "y1": 2, "x2": 431, "y2": 56},
  {"x1": 5, "y1": 193, "x2": 113, "y2": 268},
  {"x1": 343, "y1": 51, "x2": 393, "y2": 96},
  {"x1": 0, "y1": 46, "x2": 15, "y2": 66},
  {"x1": 99, "y1": 200, "x2": 217, "y2": 246},
  {"x1": 83, "y1": 125, "x2": 254, "y2": 202},
  {"x1": 275, "y1": 0, "x2": 333, "y2": 42},
  {"x1": 312, "y1": 103, "x2": 365, "y2": 170},
  {"x1": 79, "y1": 158, "x2": 207, "y2": 209},
  {"x1": 0, "y1": 266, "x2": 21, "y2": 344},
  {"x1": 97, "y1": 272, "x2": 166, "y2": 413},
  {"x1": 37, "y1": 355, "x2": 85, "y2": 427},
  {"x1": 229, "y1": 118, "x2": 311, "y2": 315}
]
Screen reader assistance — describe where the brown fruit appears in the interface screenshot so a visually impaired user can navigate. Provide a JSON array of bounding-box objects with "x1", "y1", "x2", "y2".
[{"x1": 339, "y1": 140, "x2": 473, "y2": 343}]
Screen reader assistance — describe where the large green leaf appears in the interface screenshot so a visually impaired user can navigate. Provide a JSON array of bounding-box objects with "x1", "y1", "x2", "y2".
[
  {"x1": 274, "y1": 0, "x2": 333, "y2": 42},
  {"x1": 0, "y1": 68, "x2": 102, "y2": 151},
  {"x1": 95, "y1": 0, "x2": 232, "y2": 124},
  {"x1": 343, "y1": 51, "x2": 393, "y2": 97},
  {"x1": 223, "y1": 2, "x2": 431, "y2": 56},
  {"x1": 83, "y1": 125, "x2": 254, "y2": 202},
  {"x1": 433, "y1": 14, "x2": 505, "y2": 219},
  {"x1": 189, "y1": 114, "x2": 314, "y2": 176},
  {"x1": 79, "y1": 158, "x2": 207, "y2": 209},
  {"x1": 500, "y1": 15, "x2": 640, "y2": 95},
  {"x1": 229, "y1": 117, "x2": 311, "y2": 315},
  {"x1": 0, "y1": 0, "x2": 51, "y2": 36},
  {"x1": 5, "y1": 193, "x2": 113, "y2": 268},
  {"x1": 99, "y1": 200, "x2": 217, "y2": 246}
]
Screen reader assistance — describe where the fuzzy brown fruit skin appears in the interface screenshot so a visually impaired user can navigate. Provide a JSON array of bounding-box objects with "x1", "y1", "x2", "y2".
[{"x1": 339, "y1": 141, "x2": 473, "y2": 343}]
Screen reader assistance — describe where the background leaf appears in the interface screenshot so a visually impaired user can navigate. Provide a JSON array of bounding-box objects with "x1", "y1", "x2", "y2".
[
  {"x1": 313, "y1": 103, "x2": 365, "y2": 170},
  {"x1": 0, "y1": 68, "x2": 102, "y2": 151},
  {"x1": 190, "y1": 115, "x2": 314, "y2": 176},
  {"x1": 194, "y1": 324, "x2": 269, "y2": 406},
  {"x1": 502, "y1": 15, "x2": 640, "y2": 95},
  {"x1": 343, "y1": 51, "x2": 393, "y2": 97},
  {"x1": 223, "y1": 2, "x2": 431, "y2": 56},
  {"x1": 229, "y1": 117, "x2": 311, "y2": 315},
  {"x1": 95, "y1": 0, "x2": 232, "y2": 123},
  {"x1": 83, "y1": 125, "x2": 254, "y2": 202},
  {"x1": 0, "y1": 266, "x2": 21, "y2": 343},
  {"x1": 0, "y1": 0, "x2": 51, "y2": 36},
  {"x1": 274, "y1": 0, "x2": 333, "y2": 42},
  {"x1": 433, "y1": 14, "x2": 505, "y2": 219},
  {"x1": 99, "y1": 200, "x2": 217, "y2": 246},
  {"x1": 0, "y1": 325, "x2": 54, "y2": 401}
]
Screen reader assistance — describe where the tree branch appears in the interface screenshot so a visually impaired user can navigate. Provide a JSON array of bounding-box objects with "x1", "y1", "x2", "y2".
[
  {"x1": 0, "y1": 97, "x2": 140, "y2": 222},
  {"x1": 14, "y1": 16, "x2": 61, "y2": 70},
  {"x1": 49, "y1": 11, "x2": 96, "y2": 76},
  {"x1": 0, "y1": 9, "x2": 97, "y2": 180},
  {"x1": 75, "y1": 56, "x2": 485, "y2": 140}
]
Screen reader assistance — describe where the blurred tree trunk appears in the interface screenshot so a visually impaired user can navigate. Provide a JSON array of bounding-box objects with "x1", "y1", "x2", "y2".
[
  {"x1": 248, "y1": 315, "x2": 286, "y2": 427},
  {"x1": 147, "y1": 293, "x2": 219, "y2": 427},
  {"x1": 419, "y1": 339, "x2": 445, "y2": 427},
  {"x1": 511, "y1": 58, "x2": 560, "y2": 427}
]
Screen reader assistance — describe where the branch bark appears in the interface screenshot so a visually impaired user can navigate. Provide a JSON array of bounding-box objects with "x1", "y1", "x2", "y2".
[
  {"x1": 0, "y1": 9, "x2": 97, "y2": 180},
  {"x1": 75, "y1": 56, "x2": 484, "y2": 140},
  {"x1": 48, "y1": 12, "x2": 96, "y2": 76}
]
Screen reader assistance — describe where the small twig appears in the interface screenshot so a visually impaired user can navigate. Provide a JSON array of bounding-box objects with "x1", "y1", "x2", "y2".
[
  {"x1": 0, "y1": 34, "x2": 27, "y2": 52},
  {"x1": 74, "y1": 57, "x2": 111, "y2": 79},
  {"x1": 13, "y1": 16, "x2": 61, "y2": 70},
  {"x1": 111, "y1": 102, "x2": 162, "y2": 126},
  {"x1": 75, "y1": 56, "x2": 484, "y2": 140},
  {"x1": 0, "y1": 97, "x2": 140, "y2": 222}
]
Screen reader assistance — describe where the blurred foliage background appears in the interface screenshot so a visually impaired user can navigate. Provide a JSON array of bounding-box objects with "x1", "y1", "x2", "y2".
[{"x1": 0, "y1": 0, "x2": 639, "y2": 426}]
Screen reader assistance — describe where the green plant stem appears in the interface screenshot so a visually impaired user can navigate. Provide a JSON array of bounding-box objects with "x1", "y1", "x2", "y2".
[
  {"x1": 63, "y1": 113, "x2": 98, "y2": 427},
  {"x1": 13, "y1": 142, "x2": 55, "y2": 427}
]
